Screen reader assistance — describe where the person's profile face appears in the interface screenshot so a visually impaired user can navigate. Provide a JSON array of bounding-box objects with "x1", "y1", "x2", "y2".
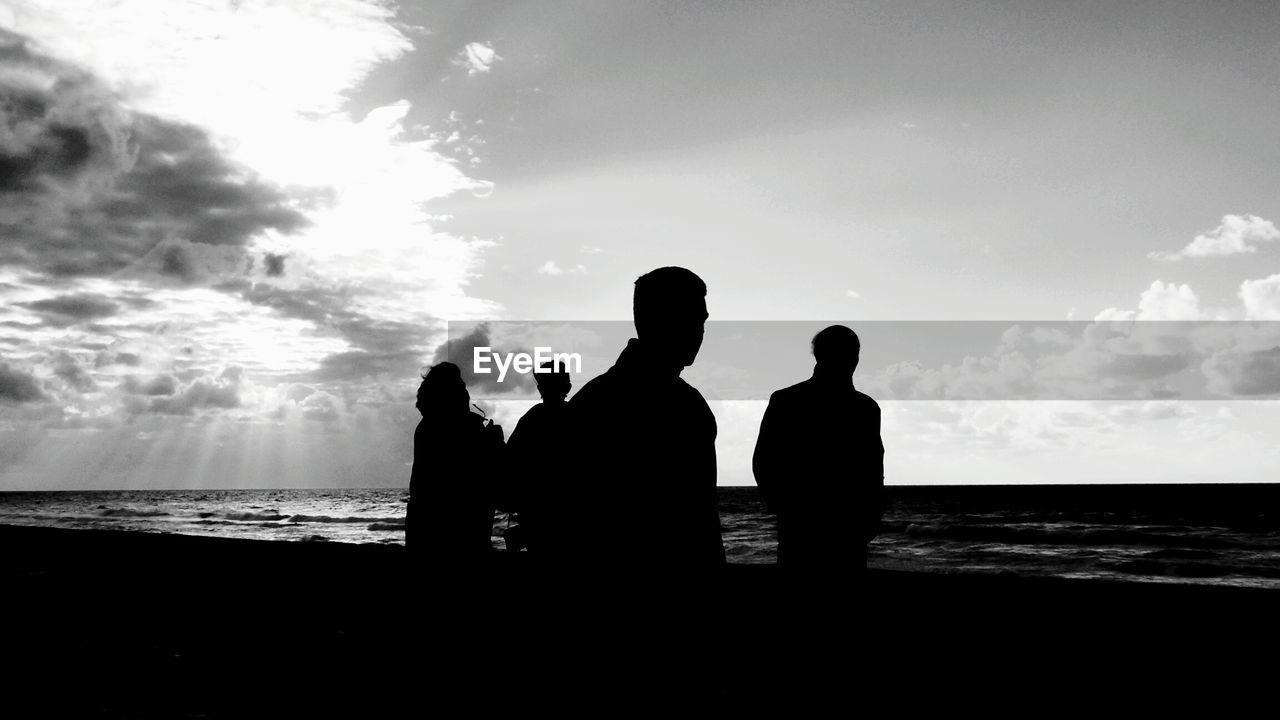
[
  {"x1": 416, "y1": 380, "x2": 470, "y2": 416},
  {"x1": 646, "y1": 295, "x2": 707, "y2": 368}
]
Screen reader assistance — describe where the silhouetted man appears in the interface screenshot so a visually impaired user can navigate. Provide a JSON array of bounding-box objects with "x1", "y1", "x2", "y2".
[
  {"x1": 503, "y1": 360, "x2": 572, "y2": 553},
  {"x1": 753, "y1": 325, "x2": 884, "y2": 571},
  {"x1": 548, "y1": 266, "x2": 725, "y2": 570}
]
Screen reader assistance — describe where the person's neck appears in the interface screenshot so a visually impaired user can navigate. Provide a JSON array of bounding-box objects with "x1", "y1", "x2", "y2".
[
  {"x1": 812, "y1": 365, "x2": 854, "y2": 388},
  {"x1": 625, "y1": 338, "x2": 683, "y2": 380}
]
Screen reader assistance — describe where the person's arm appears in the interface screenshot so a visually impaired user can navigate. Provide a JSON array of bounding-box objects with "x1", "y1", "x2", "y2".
[
  {"x1": 496, "y1": 416, "x2": 527, "y2": 515},
  {"x1": 862, "y1": 400, "x2": 885, "y2": 545},
  {"x1": 752, "y1": 394, "x2": 785, "y2": 514}
]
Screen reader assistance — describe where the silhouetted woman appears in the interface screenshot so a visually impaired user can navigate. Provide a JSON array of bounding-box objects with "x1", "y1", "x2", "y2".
[{"x1": 407, "y1": 362, "x2": 505, "y2": 564}]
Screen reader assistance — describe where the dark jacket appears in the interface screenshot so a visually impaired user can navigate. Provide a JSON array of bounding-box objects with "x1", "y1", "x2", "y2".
[
  {"x1": 545, "y1": 338, "x2": 725, "y2": 569},
  {"x1": 504, "y1": 400, "x2": 571, "y2": 552},
  {"x1": 407, "y1": 410, "x2": 504, "y2": 560},
  {"x1": 753, "y1": 376, "x2": 884, "y2": 566}
]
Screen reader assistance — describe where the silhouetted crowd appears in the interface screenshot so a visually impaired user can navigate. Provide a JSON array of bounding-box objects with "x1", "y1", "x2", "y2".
[{"x1": 407, "y1": 266, "x2": 884, "y2": 574}]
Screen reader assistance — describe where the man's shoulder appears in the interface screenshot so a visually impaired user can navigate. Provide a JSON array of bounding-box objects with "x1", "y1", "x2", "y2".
[
  {"x1": 852, "y1": 388, "x2": 881, "y2": 413},
  {"x1": 767, "y1": 380, "x2": 880, "y2": 411},
  {"x1": 568, "y1": 370, "x2": 616, "y2": 410},
  {"x1": 674, "y1": 376, "x2": 711, "y2": 406},
  {"x1": 770, "y1": 378, "x2": 818, "y2": 403},
  {"x1": 515, "y1": 402, "x2": 549, "y2": 426}
]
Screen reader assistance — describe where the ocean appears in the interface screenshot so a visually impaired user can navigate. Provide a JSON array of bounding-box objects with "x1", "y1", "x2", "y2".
[{"x1": 2, "y1": 484, "x2": 1278, "y2": 589}]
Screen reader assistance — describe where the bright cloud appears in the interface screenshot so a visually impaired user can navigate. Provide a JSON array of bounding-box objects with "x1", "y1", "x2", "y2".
[
  {"x1": 537, "y1": 260, "x2": 587, "y2": 276},
  {"x1": 0, "y1": 1, "x2": 504, "y2": 489},
  {"x1": 1240, "y1": 273, "x2": 1280, "y2": 320},
  {"x1": 1095, "y1": 280, "x2": 1205, "y2": 322},
  {"x1": 455, "y1": 41, "x2": 500, "y2": 75},
  {"x1": 1149, "y1": 214, "x2": 1280, "y2": 261}
]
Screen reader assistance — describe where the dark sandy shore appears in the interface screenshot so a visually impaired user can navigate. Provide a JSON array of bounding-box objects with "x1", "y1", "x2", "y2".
[{"x1": 4, "y1": 524, "x2": 1275, "y2": 716}]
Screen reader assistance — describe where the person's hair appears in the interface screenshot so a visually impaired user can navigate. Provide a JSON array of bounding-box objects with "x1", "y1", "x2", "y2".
[
  {"x1": 811, "y1": 325, "x2": 860, "y2": 364},
  {"x1": 536, "y1": 360, "x2": 570, "y2": 378},
  {"x1": 420, "y1": 361, "x2": 463, "y2": 383},
  {"x1": 416, "y1": 362, "x2": 464, "y2": 412},
  {"x1": 633, "y1": 266, "x2": 707, "y2": 323}
]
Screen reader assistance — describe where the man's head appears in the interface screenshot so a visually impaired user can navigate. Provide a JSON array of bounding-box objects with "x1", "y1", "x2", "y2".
[
  {"x1": 534, "y1": 360, "x2": 572, "y2": 403},
  {"x1": 416, "y1": 361, "x2": 469, "y2": 416},
  {"x1": 633, "y1": 266, "x2": 708, "y2": 369},
  {"x1": 811, "y1": 325, "x2": 860, "y2": 377}
]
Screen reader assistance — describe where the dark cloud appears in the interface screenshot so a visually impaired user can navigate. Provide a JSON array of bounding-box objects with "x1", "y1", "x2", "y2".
[
  {"x1": 432, "y1": 323, "x2": 536, "y2": 394},
  {"x1": 223, "y1": 282, "x2": 422, "y2": 354},
  {"x1": 51, "y1": 351, "x2": 95, "y2": 392},
  {"x1": 121, "y1": 374, "x2": 177, "y2": 397},
  {"x1": 264, "y1": 253, "x2": 286, "y2": 277},
  {"x1": 0, "y1": 30, "x2": 309, "y2": 280},
  {"x1": 1096, "y1": 352, "x2": 1189, "y2": 382},
  {"x1": 222, "y1": 281, "x2": 435, "y2": 383},
  {"x1": 94, "y1": 351, "x2": 142, "y2": 368},
  {"x1": 0, "y1": 31, "x2": 133, "y2": 196},
  {"x1": 311, "y1": 350, "x2": 422, "y2": 382},
  {"x1": 1204, "y1": 346, "x2": 1280, "y2": 396},
  {"x1": 0, "y1": 362, "x2": 44, "y2": 402},
  {"x1": 123, "y1": 368, "x2": 242, "y2": 415},
  {"x1": 20, "y1": 293, "x2": 119, "y2": 326}
]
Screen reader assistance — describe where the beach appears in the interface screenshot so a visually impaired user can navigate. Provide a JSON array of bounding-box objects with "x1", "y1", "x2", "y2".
[{"x1": 6, "y1": 523, "x2": 1275, "y2": 716}]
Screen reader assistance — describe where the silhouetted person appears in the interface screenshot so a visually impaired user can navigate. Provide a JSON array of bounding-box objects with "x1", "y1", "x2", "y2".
[
  {"x1": 407, "y1": 362, "x2": 505, "y2": 564},
  {"x1": 753, "y1": 325, "x2": 884, "y2": 571},
  {"x1": 502, "y1": 360, "x2": 572, "y2": 553},
  {"x1": 547, "y1": 266, "x2": 725, "y2": 570}
]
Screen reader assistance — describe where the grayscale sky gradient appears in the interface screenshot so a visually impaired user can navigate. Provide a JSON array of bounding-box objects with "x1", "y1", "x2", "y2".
[{"x1": 2, "y1": 1, "x2": 1279, "y2": 488}]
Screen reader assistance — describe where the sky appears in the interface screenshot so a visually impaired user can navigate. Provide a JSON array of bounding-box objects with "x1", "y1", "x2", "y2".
[{"x1": 2, "y1": 0, "x2": 1280, "y2": 489}]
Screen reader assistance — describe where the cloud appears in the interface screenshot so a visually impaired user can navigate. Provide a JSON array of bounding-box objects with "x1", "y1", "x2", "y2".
[
  {"x1": 431, "y1": 323, "x2": 536, "y2": 395},
  {"x1": 1108, "y1": 401, "x2": 1195, "y2": 422},
  {"x1": 1095, "y1": 280, "x2": 1204, "y2": 322},
  {"x1": 1202, "y1": 347, "x2": 1280, "y2": 396},
  {"x1": 454, "y1": 42, "x2": 500, "y2": 75},
  {"x1": 0, "y1": 29, "x2": 135, "y2": 198},
  {"x1": 263, "y1": 253, "x2": 286, "y2": 277},
  {"x1": 224, "y1": 280, "x2": 431, "y2": 384},
  {"x1": 0, "y1": 361, "x2": 43, "y2": 402},
  {"x1": 310, "y1": 349, "x2": 421, "y2": 383},
  {"x1": 51, "y1": 350, "x2": 95, "y2": 392},
  {"x1": 94, "y1": 350, "x2": 141, "y2": 368},
  {"x1": 299, "y1": 390, "x2": 342, "y2": 422},
  {"x1": 0, "y1": 2, "x2": 505, "y2": 487},
  {"x1": 537, "y1": 260, "x2": 587, "y2": 276},
  {"x1": 863, "y1": 317, "x2": 1205, "y2": 401},
  {"x1": 1149, "y1": 214, "x2": 1280, "y2": 261},
  {"x1": 1240, "y1": 273, "x2": 1280, "y2": 320},
  {"x1": 124, "y1": 367, "x2": 242, "y2": 415},
  {"x1": 20, "y1": 293, "x2": 118, "y2": 325},
  {"x1": 846, "y1": 289, "x2": 861, "y2": 299},
  {"x1": 0, "y1": 32, "x2": 309, "y2": 279},
  {"x1": 121, "y1": 374, "x2": 177, "y2": 396}
]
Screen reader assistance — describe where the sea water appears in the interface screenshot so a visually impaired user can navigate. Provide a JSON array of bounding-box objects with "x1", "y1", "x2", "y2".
[{"x1": 2, "y1": 485, "x2": 1278, "y2": 588}]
